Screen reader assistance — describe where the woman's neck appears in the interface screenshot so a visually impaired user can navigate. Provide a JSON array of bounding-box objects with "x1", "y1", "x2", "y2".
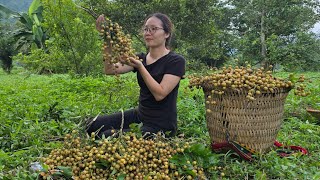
[{"x1": 148, "y1": 46, "x2": 170, "y2": 60}]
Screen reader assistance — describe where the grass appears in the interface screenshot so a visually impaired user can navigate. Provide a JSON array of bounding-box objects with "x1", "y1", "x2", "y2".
[{"x1": 0, "y1": 67, "x2": 319, "y2": 179}]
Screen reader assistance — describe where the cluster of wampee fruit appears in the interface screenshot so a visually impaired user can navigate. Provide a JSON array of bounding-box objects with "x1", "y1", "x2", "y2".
[
  {"x1": 40, "y1": 130, "x2": 207, "y2": 180},
  {"x1": 98, "y1": 16, "x2": 139, "y2": 68},
  {"x1": 188, "y1": 63, "x2": 310, "y2": 102}
]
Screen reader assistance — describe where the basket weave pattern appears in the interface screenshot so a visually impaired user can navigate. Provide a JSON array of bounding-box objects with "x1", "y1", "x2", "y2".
[{"x1": 204, "y1": 86, "x2": 290, "y2": 152}]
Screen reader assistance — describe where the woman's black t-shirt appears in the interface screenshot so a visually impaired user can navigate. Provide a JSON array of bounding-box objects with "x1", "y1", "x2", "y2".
[{"x1": 134, "y1": 51, "x2": 186, "y2": 134}]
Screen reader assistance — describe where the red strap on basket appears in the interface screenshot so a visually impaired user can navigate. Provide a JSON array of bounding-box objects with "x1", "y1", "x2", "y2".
[
  {"x1": 212, "y1": 140, "x2": 308, "y2": 161},
  {"x1": 211, "y1": 141, "x2": 254, "y2": 161},
  {"x1": 211, "y1": 131, "x2": 255, "y2": 161},
  {"x1": 274, "y1": 140, "x2": 308, "y2": 157},
  {"x1": 211, "y1": 142, "x2": 230, "y2": 151}
]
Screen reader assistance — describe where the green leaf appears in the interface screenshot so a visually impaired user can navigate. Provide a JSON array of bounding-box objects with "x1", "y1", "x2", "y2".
[
  {"x1": 33, "y1": 14, "x2": 40, "y2": 26},
  {"x1": 96, "y1": 159, "x2": 110, "y2": 168},
  {"x1": 207, "y1": 155, "x2": 218, "y2": 165},
  {"x1": 51, "y1": 171, "x2": 63, "y2": 177},
  {"x1": 188, "y1": 143, "x2": 207, "y2": 156},
  {"x1": 117, "y1": 173, "x2": 126, "y2": 180},
  {"x1": 29, "y1": 0, "x2": 41, "y2": 17},
  {"x1": 281, "y1": 165, "x2": 288, "y2": 170},
  {"x1": 169, "y1": 154, "x2": 189, "y2": 165},
  {"x1": 57, "y1": 166, "x2": 73, "y2": 179},
  {"x1": 19, "y1": 13, "x2": 33, "y2": 30},
  {"x1": 255, "y1": 170, "x2": 267, "y2": 180},
  {"x1": 313, "y1": 172, "x2": 320, "y2": 180},
  {"x1": 13, "y1": 150, "x2": 26, "y2": 156},
  {"x1": 129, "y1": 123, "x2": 142, "y2": 137},
  {"x1": 0, "y1": 150, "x2": 9, "y2": 161},
  {"x1": 185, "y1": 169, "x2": 196, "y2": 176},
  {"x1": 111, "y1": 169, "x2": 117, "y2": 176},
  {"x1": 32, "y1": 24, "x2": 43, "y2": 43}
]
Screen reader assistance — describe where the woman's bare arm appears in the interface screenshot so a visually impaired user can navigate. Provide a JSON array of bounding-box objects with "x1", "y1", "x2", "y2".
[{"x1": 126, "y1": 57, "x2": 181, "y2": 101}]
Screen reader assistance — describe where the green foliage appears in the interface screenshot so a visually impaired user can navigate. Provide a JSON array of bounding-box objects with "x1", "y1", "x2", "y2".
[
  {"x1": 176, "y1": 0, "x2": 234, "y2": 67},
  {"x1": 4, "y1": 0, "x2": 320, "y2": 72},
  {"x1": 282, "y1": 72, "x2": 320, "y2": 122},
  {"x1": 177, "y1": 80, "x2": 208, "y2": 139},
  {"x1": 13, "y1": 48, "x2": 64, "y2": 74},
  {"x1": 0, "y1": 70, "x2": 140, "y2": 177},
  {"x1": 265, "y1": 32, "x2": 320, "y2": 71},
  {"x1": 29, "y1": 0, "x2": 46, "y2": 49},
  {"x1": 0, "y1": 25, "x2": 15, "y2": 73},
  {"x1": 184, "y1": 58, "x2": 211, "y2": 73},
  {"x1": 35, "y1": 0, "x2": 103, "y2": 75},
  {"x1": 1, "y1": 0, "x2": 320, "y2": 178},
  {"x1": 10, "y1": 0, "x2": 47, "y2": 51},
  {"x1": 1, "y1": 69, "x2": 319, "y2": 179},
  {"x1": 0, "y1": 0, "x2": 48, "y2": 55},
  {"x1": 12, "y1": 0, "x2": 319, "y2": 74},
  {"x1": 78, "y1": 0, "x2": 232, "y2": 67},
  {"x1": 12, "y1": 0, "x2": 103, "y2": 75},
  {"x1": 227, "y1": 0, "x2": 320, "y2": 70}
]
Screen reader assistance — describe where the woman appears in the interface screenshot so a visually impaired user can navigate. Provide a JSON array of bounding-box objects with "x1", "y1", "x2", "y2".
[{"x1": 87, "y1": 13, "x2": 186, "y2": 138}]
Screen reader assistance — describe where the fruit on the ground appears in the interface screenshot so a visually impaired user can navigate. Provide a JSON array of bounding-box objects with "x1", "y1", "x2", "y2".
[{"x1": 40, "y1": 131, "x2": 206, "y2": 180}]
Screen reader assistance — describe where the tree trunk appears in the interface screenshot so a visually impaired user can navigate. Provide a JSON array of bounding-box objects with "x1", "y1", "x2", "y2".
[
  {"x1": 0, "y1": 54, "x2": 13, "y2": 74},
  {"x1": 260, "y1": 8, "x2": 268, "y2": 69}
]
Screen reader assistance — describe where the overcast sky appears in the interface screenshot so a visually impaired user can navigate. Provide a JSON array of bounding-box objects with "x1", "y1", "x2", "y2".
[{"x1": 311, "y1": 22, "x2": 320, "y2": 33}]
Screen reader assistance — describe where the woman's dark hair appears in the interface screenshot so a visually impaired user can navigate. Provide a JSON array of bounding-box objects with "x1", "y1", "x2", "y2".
[{"x1": 143, "y1": 13, "x2": 174, "y2": 48}]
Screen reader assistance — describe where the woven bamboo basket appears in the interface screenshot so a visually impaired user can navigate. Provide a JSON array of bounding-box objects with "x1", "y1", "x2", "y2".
[
  {"x1": 306, "y1": 108, "x2": 320, "y2": 121},
  {"x1": 203, "y1": 86, "x2": 290, "y2": 153}
]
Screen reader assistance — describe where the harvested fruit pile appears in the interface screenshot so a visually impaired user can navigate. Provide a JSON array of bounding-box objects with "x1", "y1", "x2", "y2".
[
  {"x1": 188, "y1": 64, "x2": 310, "y2": 101},
  {"x1": 40, "y1": 131, "x2": 206, "y2": 180},
  {"x1": 98, "y1": 16, "x2": 138, "y2": 67}
]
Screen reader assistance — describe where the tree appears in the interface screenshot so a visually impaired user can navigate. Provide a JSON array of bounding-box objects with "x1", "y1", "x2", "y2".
[
  {"x1": 227, "y1": 0, "x2": 320, "y2": 70},
  {"x1": 10, "y1": 0, "x2": 104, "y2": 75},
  {"x1": 36, "y1": 0, "x2": 102, "y2": 75},
  {"x1": 14, "y1": 0, "x2": 47, "y2": 51},
  {"x1": 267, "y1": 32, "x2": 320, "y2": 71},
  {"x1": 1, "y1": 0, "x2": 47, "y2": 53},
  {"x1": 0, "y1": 24, "x2": 15, "y2": 73},
  {"x1": 0, "y1": 5, "x2": 17, "y2": 73},
  {"x1": 78, "y1": 0, "x2": 233, "y2": 68}
]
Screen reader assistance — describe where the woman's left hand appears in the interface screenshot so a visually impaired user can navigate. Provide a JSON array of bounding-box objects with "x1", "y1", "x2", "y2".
[{"x1": 120, "y1": 57, "x2": 143, "y2": 69}]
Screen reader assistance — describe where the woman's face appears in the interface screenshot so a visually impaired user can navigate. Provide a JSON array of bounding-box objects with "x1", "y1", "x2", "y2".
[{"x1": 143, "y1": 16, "x2": 169, "y2": 48}]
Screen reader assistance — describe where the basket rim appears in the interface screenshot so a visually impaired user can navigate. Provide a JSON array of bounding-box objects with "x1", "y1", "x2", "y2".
[
  {"x1": 306, "y1": 108, "x2": 320, "y2": 120},
  {"x1": 306, "y1": 108, "x2": 320, "y2": 113},
  {"x1": 202, "y1": 86, "x2": 291, "y2": 94}
]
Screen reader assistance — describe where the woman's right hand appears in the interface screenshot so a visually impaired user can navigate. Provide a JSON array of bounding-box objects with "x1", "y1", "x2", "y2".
[{"x1": 96, "y1": 14, "x2": 105, "y2": 31}]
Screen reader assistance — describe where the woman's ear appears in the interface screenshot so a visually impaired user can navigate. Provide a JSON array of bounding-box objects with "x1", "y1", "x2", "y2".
[{"x1": 165, "y1": 33, "x2": 170, "y2": 39}]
